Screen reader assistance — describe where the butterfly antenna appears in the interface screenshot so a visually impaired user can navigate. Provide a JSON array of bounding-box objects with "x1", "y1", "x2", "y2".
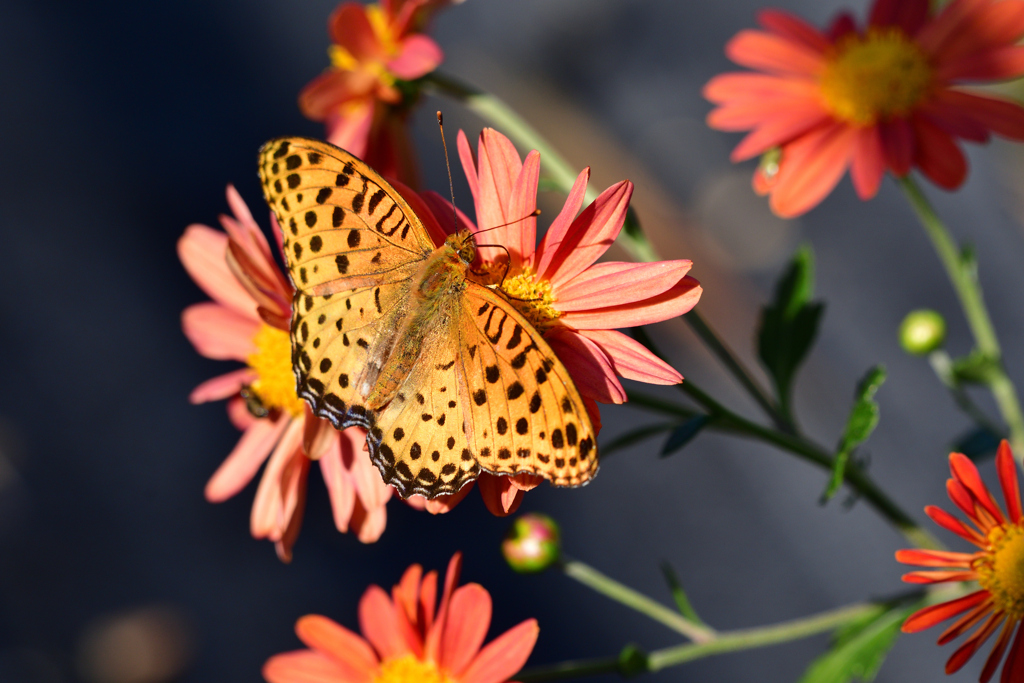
[{"x1": 437, "y1": 111, "x2": 459, "y2": 232}]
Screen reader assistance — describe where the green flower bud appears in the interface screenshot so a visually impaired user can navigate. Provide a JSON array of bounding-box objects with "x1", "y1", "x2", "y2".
[
  {"x1": 502, "y1": 513, "x2": 561, "y2": 573},
  {"x1": 899, "y1": 309, "x2": 946, "y2": 356}
]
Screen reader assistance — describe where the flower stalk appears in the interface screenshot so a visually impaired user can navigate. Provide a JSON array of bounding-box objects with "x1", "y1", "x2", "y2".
[{"x1": 898, "y1": 175, "x2": 1024, "y2": 464}]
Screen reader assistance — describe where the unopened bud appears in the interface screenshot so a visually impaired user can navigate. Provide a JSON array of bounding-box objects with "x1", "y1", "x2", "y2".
[
  {"x1": 502, "y1": 513, "x2": 561, "y2": 573},
  {"x1": 899, "y1": 309, "x2": 946, "y2": 356}
]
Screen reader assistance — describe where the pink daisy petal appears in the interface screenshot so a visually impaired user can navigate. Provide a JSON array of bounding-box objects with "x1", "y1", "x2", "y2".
[
  {"x1": 506, "y1": 150, "x2": 540, "y2": 269},
  {"x1": 352, "y1": 503, "x2": 388, "y2": 543},
  {"x1": 295, "y1": 616, "x2": 379, "y2": 680},
  {"x1": 250, "y1": 418, "x2": 304, "y2": 538},
  {"x1": 387, "y1": 34, "x2": 443, "y2": 80},
  {"x1": 545, "y1": 327, "x2": 627, "y2": 404},
  {"x1": 709, "y1": 95, "x2": 825, "y2": 132},
  {"x1": 914, "y1": 115, "x2": 969, "y2": 188},
  {"x1": 319, "y1": 438, "x2": 357, "y2": 534},
  {"x1": 937, "y1": 45, "x2": 1024, "y2": 81},
  {"x1": 205, "y1": 414, "x2": 289, "y2": 502},
  {"x1": 931, "y1": 0, "x2": 1024, "y2": 65},
  {"x1": 263, "y1": 650, "x2": 366, "y2": 683},
  {"x1": 189, "y1": 367, "x2": 256, "y2": 404},
  {"x1": 880, "y1": 117, "x2": 916, "y2": 175},
  {"x1": 457, "y1": 130, "x2": 480, "y2": 207},
  {"x1": 770, "y1": 122, "x2": 858, "y2": 217},
  {"x1": 389, "y1": 180, "x2": 449, "y2": 247},
  {"x1": 578, "y1": 329, "x2": 683, "y2": 385},
  {"x1": 918, "y1": 100, "x2": 992, "y2": 143},
  {"x1": 181, "y1": 302, "x2": 260, "y2": 361},
  {"x1": 439, "y1": 585, "x2": 492, "y2": 677},
  {"x1": 728, "y1": 105, "x2": 831, "y2": 161},
  {"x1": 725, "y1": 30, "x2": 826, "y2": 77},
  {"x1": 553, "y1": 260, "x2": 693, "y2": 312},
  {"x1": 300, "y1": 71, "x2": 377, "y2": 122},
  {"x1": 757, "y1": 9, "x2": 832, "y2": 52},
  {"x1": 178, "y1": 225, "x2": 257, "y2": 317},
  {"x1": 936, "y1": 90, "x2": 1024, "y2": 140},
  {"x1": 559, "y1": 276, "x2": 702, "y2": 330},
  {"x1": 703, "y1": 72, "x2": 820, "y2": 104},
  {"x1": 359, "y1": 586, "x2": 420, "y2": 661},
  {"x1": 850, "y1": 125, "x2": 886, "y2": 200},
  {"x1": 425, "y1": 553, "x2": 463, "y2": 661},
  {"x1": 532, "y1": 166, "x2": 590, "y2": 275},
  {"x1": 324, "y1": 99, "x2": 376, "y2": 157},
  {"x1": 459, "y1": 619, "x2": 539, "y2": 683},
  {"x1": 476, "y1": 475, "x2": 526, "y2": 516},
  {"x1": 541, "y1": 181, "x2": 633, "y2": 289},
  {"x1": 329, "y1": 3, "x2": 387, "y2": 63},
  {"x1": 227, "y1": 396, "x2": 258, "y2": 431}
]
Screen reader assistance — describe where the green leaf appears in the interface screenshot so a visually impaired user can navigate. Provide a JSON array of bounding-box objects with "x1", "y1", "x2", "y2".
[
  {"x1": 757, "y1": 246, "x2": 825, "y2": 414},
  {"x1": 601, "y1": 423, "x2": 677, "y2": 458},
  {"x1": 799, "y1": 603, "x2": 917, "y2": 683},
  {"x1": 659, "y1": 561, "x2": 704, "y2": 624},
  {"x1": 660, "y1": 415, "x2": 712, "y2": 457},
  {"x1": 952, "y1": 350, "x2": 1002, "y2": 385},
  {"x1": 823, "y1": 366, "x2": 886, "y2": 503}
]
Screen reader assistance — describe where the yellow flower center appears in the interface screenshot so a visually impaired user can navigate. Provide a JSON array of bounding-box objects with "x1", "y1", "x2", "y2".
[
  {"x1": 327, "y1": 4, "x2": 398, "y2": 87},
  {"x1": 974, "y1": 524, "x2": 1024, "y2": 620},
  {"x1": 500, "y1": 268, "x2": 562, "y2": 331},
  {"x1": 373, "y1": 655, "x2": 453, "y2": 683},
  {"x1": 246, "y1": 324, "x2": 306, "y2": 418},
  {"x1": 819, "y1": 28, "x2": 932, "y2": 126}
]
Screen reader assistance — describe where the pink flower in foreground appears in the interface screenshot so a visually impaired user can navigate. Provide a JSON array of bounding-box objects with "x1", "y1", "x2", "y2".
[
  {"x1": 263, "y1": 553, "x2": 539, "y2": 683},
  {"x1": 179, "y1": 185, "x2": 392, "y2": 561},
  {"x1": 705, "y1": 0, "x2": 1024, "y2": 217},
  {"x1": 299, "y1": 1, "x2": 455, "y2": 187},
  {"x1": 406, "y1": 128, "x2": 702, "y2": 516},
  {"x1": 896, "y1": 442, "x2": 1024, "y2": 682}
]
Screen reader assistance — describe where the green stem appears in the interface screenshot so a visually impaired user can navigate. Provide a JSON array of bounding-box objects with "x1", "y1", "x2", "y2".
[
  {"x1": 899, "y1": 176, "x2": 1024, "y2": 462},
  {"x1": 561, "y1": 559, "x2": 717, "y2": 643},
  {"x1": 684, "y1": 310, "x2": 792, "y2": 432},
  {"x1": 516, "y1": 657, "x2": 622, "y2": 682}
]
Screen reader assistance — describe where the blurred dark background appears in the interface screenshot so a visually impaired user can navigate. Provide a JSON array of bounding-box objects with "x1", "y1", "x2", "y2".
[{"x1": 4, "y1": 1, "x2": 1024, "y2": 681}]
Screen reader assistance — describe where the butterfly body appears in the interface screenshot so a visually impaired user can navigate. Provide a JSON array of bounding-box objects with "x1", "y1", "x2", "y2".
[{"x1": 258, "y1": 137, "x2": 599, "y2": 498}]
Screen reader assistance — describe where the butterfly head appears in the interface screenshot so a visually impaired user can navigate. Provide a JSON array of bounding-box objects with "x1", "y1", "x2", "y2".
[{"x1": 446, "y1": 229, "x2": 479, "y2": 265}]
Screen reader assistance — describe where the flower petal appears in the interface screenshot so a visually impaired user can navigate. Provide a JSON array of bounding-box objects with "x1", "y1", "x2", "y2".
[
  {"x1": 505, "y1": 150, "x2": 540, "y2": 269},
  {"x1": 902, "y1": 570, "x2": 977, "y2": 583},
  {"x1": 540, "y1": 181, "x2": 633, "y2": 289},
  {"x1": 319, "y1": 437, "x2": 356, "y2": 533},
  {"x1": 205, "y1": 415, "x2": 289, "y2": 502},
  {"x1": 189, "y1": 367, "x2": 256, "y2": 404},
  {"x1": 554, "y1": 260, "x2": 693, "y2": 312},
  {"x1": 901, "y1": 590, "x2": 989, "y2": 632},
  {"x1": 981, "y1": 618, "x2": 1016, "y2": 683},
  {"x1": 757, "y1": 9, "x2": 831, "y2": 52},
  {"x1": 352, "y1": 502, "x2": 388, "y2": 543},
  {"x1": 178, "y1": 225, "x2": 257, "y2": 317},
  {"x1": 359, "y1": 585, "x2": 420, "y2": 661},
  {"x1": 329, "y1": 3, "x2": 386, "y2": 62},
  {"x1": 263, "y1": 650, "x2": 366, "y2": 683},
  {"x1": 999, "y1": 620, "x2": 1024, "y2": 683},
  {"x1": 559, "y1": 276, "x2": 702, "y2": 330},
  {"x1": 704, "y1": 72, "x2": 820, "y2": 104},
  {"x1": 850, "y1": 125, "x2": 886, "y2": 200},
  {"x1": 300, "y1": 71, "x2": 377, "y2": 122},
  {"x1": 924, "y1": 505, "x2": 984, "y2": 545},
  {"x1": 388, "y1": 35, "x2": 443, "y2": 80},
  {"x1": 477, "y1": 474, "x2": 526, "y2": 516},
  {"x1": 295, "y1": 615, "x2": 379, "y2": 680},
  {"x1": 725, "y1": 30, "x2": 825, "y2": 77},
  {"x1": 439, "y1": 584, "x2": 492, "y2": 677},
  {"x1": 880, "y1": 118, "x2": 915, "y2": 175},
  {"x1": 425, "y1": 553, "x2": 464, "y2": 662},
  {"x1": 937, "y1": 45, "x2": 1024, "y2": 81},
  {"x1": 931, "y1": 0, "x2": 1024, "y2": 66},
  {"x1": 578, "y1": 329, "x2": 683, "y2": 385},
  {"x1": 419, "y1": 190, "x2": 476, "y2": 241},
  {"x1": 996, "y1": 440, "x2": 1024, "y2": 524},
  {"x1": 182, "y1": 302, "x2": 259, "y2": 361},
  {"x1": 728, "y1": 105, "x2": 832, "y2": 161},
  {"x1": 946, "y1": 611, "x2": 1004, "y2": 674},
  {"x1": 770, "y1": 122, "x2": 858, "y2": 217},
  {"x1": 459, "y1": 619, "x2": 539, "y2": 683},
  {"x1": 869, "y1": 0, "x2": 928, "y2": 34},
  {"x1": 250, "y1": 419, "x2": 306, "y2": 540},
  {"x1": 324, "y1": 98, "x2": 376, "y2": 157},
  {"x1": 950, "y1": 451, "x2": 1005, "y2": 523},
  {"x1": 545, "y1": 327, "x2": 626, "y2": 404},
  {"x1": 937, "y1": 90, "x2": 1024, "y2": 141},
  {"x1": 913, "y1": 116, "x2": 968, "y2": 190},
  {"x1": 532, "y1": 167, "x2": 589, "y2": 275},
  {"x1": 895, "y1": 548, "x2": 976, "y2": 567},
  {"x1": 939, "y1": 596, "x2": 995, "y2": 645}
]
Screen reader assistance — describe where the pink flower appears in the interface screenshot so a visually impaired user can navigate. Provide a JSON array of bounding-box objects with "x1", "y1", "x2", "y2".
[
  {"x1": 705, "y1": 0, "x2": 1024, "y2": 217},
  {"x1": 263, "y1": 553, "x2": 539, "y2": 683},
  {"x1": 179, "y1": 185, "x2": 392, "y2": 561},
  {"x1": 408, "y1": 128, "x2": 701, "y2": 515},
  {"x1": 299, "y1": 1, "x2": 454, "y2": 187}
]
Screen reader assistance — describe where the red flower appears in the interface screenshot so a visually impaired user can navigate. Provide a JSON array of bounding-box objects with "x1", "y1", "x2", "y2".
[
  {"x1": 263, "y1": 553, "x2": 539, "y2": 683},
  {"x1": 299, "y1": 1, "x2": 454, "y2": 187},
  {"x1": 896, "y1": 441, "x2": 1024, "y2": 682},
  {"x1": 705, "y1": 0, "x2": 1024, "y2": 216},
  {"x1": 179, "y1": 186, "x2": 393, "y2": 560}
]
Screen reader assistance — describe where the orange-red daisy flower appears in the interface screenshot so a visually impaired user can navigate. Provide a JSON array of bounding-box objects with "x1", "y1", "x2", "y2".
[
  {"x1": 179, "y1": 185, "x2": 392, "y2": 560},
  {"x1": 405, "y1": 128, "x2": 702, "y2": 515},
  {"x1": 263, "y1": 553, "x2": 539, "y2": 683},
  {"x1": 896, "y1": 441, "x2": 1024, "y2": 682},
  {"x1": 705, "y1": 0, "x2": 1024, "y2": 217},
  {"x1": 299, "y1": 1, "x2": 454, "y2": 188}
]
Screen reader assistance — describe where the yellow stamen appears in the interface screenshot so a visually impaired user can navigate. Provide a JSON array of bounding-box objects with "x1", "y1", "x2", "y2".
[
  {"x1": 247, "y1": 324, "x2": 306, "y2": 418},
  {"x1": 328, "y1": 44, "x2": 360, "y2": 72},
  {"x1": 366, "y1": 4, "x2": 400, "y2": 56},
  {"x1": 974, "y1": 524, "x2": 1024, "y2": 620},
  {"x1": 819, "y1": 28, "x2": 932, "y2": 126},
  {"x1": 500, "y1": 268, "x2": 561, "y2": 331},
  {"x1": 373, "y1": 654, "x2": 453, "y2": 683}
]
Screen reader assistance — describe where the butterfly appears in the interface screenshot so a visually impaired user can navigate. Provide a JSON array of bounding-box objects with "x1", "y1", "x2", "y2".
[{"x1": 258, "y1": 137, "x2": 598, "y2": 498}]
